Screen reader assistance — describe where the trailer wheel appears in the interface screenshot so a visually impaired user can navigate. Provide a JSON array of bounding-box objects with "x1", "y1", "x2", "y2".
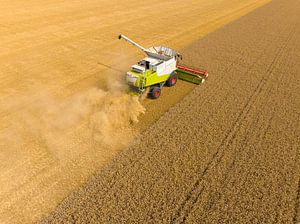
[
  {"x1": 151, "y1": 86, "x2": 161, "y2": 99},
  {"x1": 166, "y1": 72, "x2": 177, "y2": 87}
]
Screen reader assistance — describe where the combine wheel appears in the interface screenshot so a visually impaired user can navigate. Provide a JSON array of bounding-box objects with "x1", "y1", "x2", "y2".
[
  {"x1": 151, "y1": 86, "x2": 161, "y2": 99},
  {"x1": 166, "y1": 72, "x2": 177, "y2": 87}
]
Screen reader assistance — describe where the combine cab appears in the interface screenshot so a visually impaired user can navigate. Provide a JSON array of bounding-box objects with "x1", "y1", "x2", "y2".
[{"x1": 119, "y1": 34, "x2": 208, "y2": 99}]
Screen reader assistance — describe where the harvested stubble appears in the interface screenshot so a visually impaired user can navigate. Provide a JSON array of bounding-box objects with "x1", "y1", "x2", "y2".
[{"x1": 42, "y1": 0, "x2": 300, "y2": 223}]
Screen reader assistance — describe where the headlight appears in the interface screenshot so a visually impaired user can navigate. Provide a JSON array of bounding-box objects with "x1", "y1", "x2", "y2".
[{"x1": 126, "y1": 72, "x2": 138, "y2": 86}]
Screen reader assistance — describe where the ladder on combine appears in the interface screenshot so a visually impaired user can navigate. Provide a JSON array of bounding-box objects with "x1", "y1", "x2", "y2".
[{"x1": 176, "y1": 65, "x2": 209, "y2": 85}]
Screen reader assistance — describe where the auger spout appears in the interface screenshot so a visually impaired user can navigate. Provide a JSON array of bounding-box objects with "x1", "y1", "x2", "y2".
[{"x1": 118, "y1": 34, "x2": 146, "y2": 53}]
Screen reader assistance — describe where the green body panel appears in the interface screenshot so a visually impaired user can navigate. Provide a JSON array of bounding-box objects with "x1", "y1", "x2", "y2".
[
  {"x1": 129, "y1": 69, "x2": 171, "y2": 89},
  {"x1": 176, "y1": 68, "x2": 205, "y2": 85},
  {"x1": 128, "y1": 67, "x2": 206, "y2": 94},
  {"x1": 144, "y1": 70, "x2": 170, "y2": 87}
]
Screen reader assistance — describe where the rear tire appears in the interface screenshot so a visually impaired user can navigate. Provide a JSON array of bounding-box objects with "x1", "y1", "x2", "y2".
[
  {"x1": 166, "y1": 72, "x2": 177, "y2": 87},
  {"x1": 151, "y1": 86, "x2": 161, "y2": 99}
]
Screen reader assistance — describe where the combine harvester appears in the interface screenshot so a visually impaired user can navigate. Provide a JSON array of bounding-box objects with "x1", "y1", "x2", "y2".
[{"x1": 119, "y1": 34, "x2": 208, "y2": 99}]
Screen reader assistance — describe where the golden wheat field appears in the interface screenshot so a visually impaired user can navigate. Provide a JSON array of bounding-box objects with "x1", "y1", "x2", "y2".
[{"x1": 2, "y1": 0, "x2": 300, "y2": 223}]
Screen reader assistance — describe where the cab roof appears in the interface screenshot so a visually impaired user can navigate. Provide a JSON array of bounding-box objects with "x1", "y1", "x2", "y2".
[{"x1": 142, "y1": 57, "x2": 162, "y2": 65}]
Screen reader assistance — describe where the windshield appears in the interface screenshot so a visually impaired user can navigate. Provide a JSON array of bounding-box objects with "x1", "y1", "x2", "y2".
[{"x1": 138, "y1": 60, "x2": 146, "y2": 66}]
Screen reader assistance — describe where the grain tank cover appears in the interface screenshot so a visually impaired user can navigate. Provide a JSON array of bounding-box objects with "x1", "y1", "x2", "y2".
[
  {"x1": 145, "y1": 46, "x2": 177, "y2": 61},
  {"x1": 118, "y1": 34, "x2": 178, "y2": 61}
]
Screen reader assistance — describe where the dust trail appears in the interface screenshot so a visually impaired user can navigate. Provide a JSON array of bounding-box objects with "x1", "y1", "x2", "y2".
[
  {"x1": 4, "y1": 86, "x2": 145, "y2": 159},
  {"x1": 0, "y1": 74, "x2": 145, "y2": 223}
]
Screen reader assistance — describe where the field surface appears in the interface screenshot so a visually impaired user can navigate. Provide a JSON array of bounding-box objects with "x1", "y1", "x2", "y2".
[
  {"x1": 0, "y1": 0, "x2": 273, "y2": 223},
  {"x1": 42, "y1": 0, "x2": 300, "y2": 223}
]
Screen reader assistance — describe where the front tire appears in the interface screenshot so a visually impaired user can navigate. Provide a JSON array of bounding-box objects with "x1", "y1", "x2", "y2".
[
  {"x1": 166, "y1": 72, "x2": 177, "y2": 87},
  {"x1": 151, "y1": 86, "x2": 161, "y2": 99}
]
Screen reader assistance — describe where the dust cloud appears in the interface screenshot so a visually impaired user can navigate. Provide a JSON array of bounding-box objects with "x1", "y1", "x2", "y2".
[
  {"x1": 2, "y1": 85, "x2": 145, "y2": 160},
  {"x1": 0, "y1": 74, "x2": 145, "y2": 223}
]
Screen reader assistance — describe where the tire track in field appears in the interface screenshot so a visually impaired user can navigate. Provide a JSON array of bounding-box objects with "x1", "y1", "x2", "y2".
[
  {"x1": 171, "y1": 17, "x2": 298, "y2": 223},
  {"x1": 191, "y1": 93, "x2": 277, "y2": 220},
  {"x1": 184, "y1": 20, "x2": 300, "y2": 223},
  {"x1": 293, "y1": 113, "x2": 300, "y2": 223},
  {"x1": 293, "y1": 152, "x2": 300, "y2": 223},
  {"x1": 295, "y1": 182, "x2": 300, "y2": 223},
  {"x1": 187, "y1": 81, "x2": 278, "y2": 223}
]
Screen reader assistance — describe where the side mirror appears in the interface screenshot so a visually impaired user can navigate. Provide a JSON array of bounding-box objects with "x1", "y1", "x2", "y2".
[{"x1": 177, "y1": 53, "x2": 183, "y2": 60}]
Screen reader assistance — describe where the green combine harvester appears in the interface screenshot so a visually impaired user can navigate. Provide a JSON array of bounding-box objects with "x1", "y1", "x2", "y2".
[{"x1": 119, "y1": 34, "x2": 208, "y2": 99}]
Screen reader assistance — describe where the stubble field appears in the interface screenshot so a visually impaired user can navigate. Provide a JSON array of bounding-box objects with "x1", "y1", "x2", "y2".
[
  {"x1": 41, "y1": 0, "x2": 300, "y2": 223},
  {"x1": 0, "y1": 0, "x2": 273, "y2": 223}
]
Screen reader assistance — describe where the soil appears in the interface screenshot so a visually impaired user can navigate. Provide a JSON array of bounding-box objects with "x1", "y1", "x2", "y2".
[{"x1": 40, "y1": 0, "x2": 300, "y2": 223}]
